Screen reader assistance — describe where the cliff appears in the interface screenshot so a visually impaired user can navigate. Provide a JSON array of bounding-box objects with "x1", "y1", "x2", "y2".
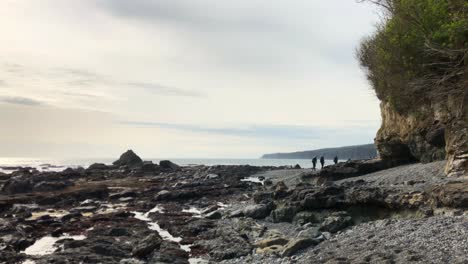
[
  {"x1": 376, "y1": 93, "x2": 467, "y2": 176},
  {"x1": 261, "y1": 144, "x2": 377, "y2": 160}
]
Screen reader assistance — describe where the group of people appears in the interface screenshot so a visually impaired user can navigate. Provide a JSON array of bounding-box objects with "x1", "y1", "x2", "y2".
[{"x1": 311, "y1": 155, "x2": 338, "y2": 170}]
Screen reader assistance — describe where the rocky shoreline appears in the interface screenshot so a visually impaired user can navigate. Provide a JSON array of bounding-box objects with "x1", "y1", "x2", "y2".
[{"x1": 0, "y1": 150, "x2": 466, "y2": 264}]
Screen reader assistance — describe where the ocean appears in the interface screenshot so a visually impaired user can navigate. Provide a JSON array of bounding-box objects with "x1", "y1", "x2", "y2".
[{"x1": 0, "y1": 157, "x2": 338, "y2": 173}]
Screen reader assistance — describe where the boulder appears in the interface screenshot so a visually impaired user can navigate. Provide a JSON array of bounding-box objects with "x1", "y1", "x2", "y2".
[
  {"x1": 87, "y1": 163, "x2": 110, "y2": 171},
  {"x1": 33, "y1": 181, "x2": 73, "y2": 192},
  {"x1": 270, "y1": 206, "x2": 297, "y2": 223},
  {"x1": 281, "y1": 238, "x2": 318, "y2": 257},
  {"x1": 113, "y1": 150, "x2": 143, "y2": 168},
  {"x1": 293, "y1": 211, "x2": 319, "y2": 225},
  {"x1": 1, "y1": 177, "x2": 33, "y2": 194},
  {"x1": 243, "y1": 204, "x2": 273, "y2": 219},
  {"x1": 149, "y1": 241, "x2": 189, "y2": 264},
  {"x1": 132, "y1": 233, "x2": 163, "y2": 258},
  {"x1": 205, "y1": 210, "x2": 222, "y2": 220},
  {"x1": 159, "y1": 160, "x2": 180, "y2": 171},
  {"x1": 254, "y1": 237, "x2": 289, "y2": 248},
  {"x1": 140, "y1": 161, "x2": 160, "y2": 173},
  {"x1": 319, "y1": 212, "x2": 353, "y2": 233}
]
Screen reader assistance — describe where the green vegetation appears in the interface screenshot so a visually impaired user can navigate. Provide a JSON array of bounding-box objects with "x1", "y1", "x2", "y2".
[{"x1": 357, "y1": 0, "x2": 467, "y2": 112}]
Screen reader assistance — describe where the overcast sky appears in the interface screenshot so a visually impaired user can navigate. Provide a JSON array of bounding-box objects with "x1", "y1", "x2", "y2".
[{"x1": 0, "y1": 0, "x2": 381, "y2": 159}]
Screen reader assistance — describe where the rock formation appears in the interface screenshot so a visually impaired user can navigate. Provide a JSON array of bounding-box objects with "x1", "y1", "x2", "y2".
[
  {"x1": 376, "y1": 93, "x2": 467, "y2": 176},
  {"x1": 113, "y1": 149, "x2": 143, "y2": 168}
]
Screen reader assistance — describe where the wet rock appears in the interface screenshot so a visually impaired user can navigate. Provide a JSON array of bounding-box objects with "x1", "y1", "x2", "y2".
[
  {"x1": 271, "y1": 206, "x2": 297, "y2": 223},
  {"x1": 108, "y1": 228, "x2": 131, "y2": 237},
  {"x1": 297, "y1": 228, "x2": 321, "y2": 239},
  {"x1": 149, "y1": 241, "x2": 189, "y2": 264},
  {"x1": 293, "y1": 211, "x2": 319, "y2": 225},
  {"x1": 33, "y1": 181, "x2": 73, "y2": 192},
  {"x1": 61, "y1": 212, "x2": 83, "y2": 222},
  {"x1": 1, "y1": 177, "x2": 33, "y2": 194},
  {"x1": 159, "y1": 160, "x2": 180, "y2": 171},
  {"x1": 273, "y1": 181, "x2": 289, "y2": 199},
  {"x1": 120, "y1": 259, "x2": 145, "y2": 264},
  {"x1": 155, "y1": 190, "x2": 171, "y2": 201},
  {"x1": 319, "y1": 212, "x2": 353, "y2": 233},
  {"x1": 254, "y1": 237, "x2": 289, "y2": 248},
  {"x1": 253, "y1": 191, "x2": 274, "y2": 203},
  {"x1": 92, "y1": 242, "x2": 126, "y2": 257},
  {"x1": 51, "y1": 228, "x2": 64, "y2": 237},
  {"x1": 206, "y1": 174, "x2": 219, "y2": 179},
  {"x1": 243, "y1": 204, "x2": 273, "y2": 219},
  {"x1": 109, "y1": 190, "x2": 137, "y2": 199},
  {"x1": 10, "y1": 237, "x2": 35, "y2": 251},
  {"x1": 87, "y1": 163, "x2": 110, "y2": 171},
  {"x1": 73, "y1": 206, "x2": 97, "y2": 212},
  {"x1": 319, "y1": 159, "x2": 400, "y2": 181},
  {"x1": 113, "y1": 150, "x2": 143, "y2": 168},
  {"x1": 205, "y1": 210, "x2": 222, "y2": 220},
  {"x1": 132, "y1": 233, "x2": 163, "y2": 258},
  {"x1": 281, "y1": 238, "x2": 318, "y2": 257},
  {"x1": 298, "y1": 185, "x2": 344, "y2": 210},
  {"x1": 264, "y1": 179, "x2": 273, "y2": 186}
]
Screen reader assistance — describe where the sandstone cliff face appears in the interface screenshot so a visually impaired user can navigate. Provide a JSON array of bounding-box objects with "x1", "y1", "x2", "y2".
[{"x1": 375, "y1": 93, "x2": 467, "y2": 177}]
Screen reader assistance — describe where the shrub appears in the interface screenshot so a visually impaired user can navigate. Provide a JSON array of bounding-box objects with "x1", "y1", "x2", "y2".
[{"x1": 357, "y1": 0, "x2": 467, "y2": 113}]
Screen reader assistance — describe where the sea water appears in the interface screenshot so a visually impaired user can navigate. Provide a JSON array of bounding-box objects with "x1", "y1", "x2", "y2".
[{"x1": 0, "y1": 157, "x2": 338, "y2": 173}]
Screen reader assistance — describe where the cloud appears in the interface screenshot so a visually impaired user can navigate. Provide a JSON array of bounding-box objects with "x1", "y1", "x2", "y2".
[
  {"x1": 0, "y1": 96, "x2": 45, "y2": 106},
  {"x1": 119, "y1": 121, "x2": 376, "y2": 141},
  {"x1": 126, "y1": 82, "x2": 203, "y2": 98}
]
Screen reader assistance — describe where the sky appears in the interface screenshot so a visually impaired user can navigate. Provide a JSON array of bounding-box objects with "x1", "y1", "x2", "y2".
[{"x1": 0, "y1": 0, "x2": 381, "y2": 159}]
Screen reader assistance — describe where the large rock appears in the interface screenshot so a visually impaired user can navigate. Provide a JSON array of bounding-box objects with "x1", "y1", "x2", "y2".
[
  {"x1": 270, "y1": 206, "x2": 297, "y2": 223},
  {"x1": 159, "y1": 160, "x2": 180, "y2": 171},
  {"x1": 1, "y1": 177, "x2": 33, "y2": 194},
  {"x1": 319, "y1": 212, "x2": 353, "y2": 233},
  {"x1": 243, "y1": 204, "x2": 273, "y2": 219},
  {"x1": 376, "y1": 96, "x2": 467, "y2": 177},
  {"x1": 132, "y1": 233, "x2": 163, "y2": 258},
  {"x1": 113, "y1": 150, "x2": 143, "y2": 168},
  {"x1": 319, "y1": 159, "x2": 400, "y2": 181},
  {"x1": 33, "y1": 181, "x2": 73, "y2": 192},
  {"x1": 281, "y1": 238, "x2": 318, "y2": 257}
]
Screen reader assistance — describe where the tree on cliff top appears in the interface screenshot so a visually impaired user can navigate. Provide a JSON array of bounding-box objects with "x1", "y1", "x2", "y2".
[{"x1": 357, "y1": 0, "x2": 467, "y2": 113}]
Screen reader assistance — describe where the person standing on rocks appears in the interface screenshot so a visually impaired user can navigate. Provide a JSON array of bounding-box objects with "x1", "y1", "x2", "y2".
[
  {"x1": 334, "y1": 155, "x2": 338, "y2": 164},
  {"x1": 312, "y1": 157, "x2": 317, "y2": 170},
  {"x1": 320, "y1": 156, "x2": 325, "y2": 169}
]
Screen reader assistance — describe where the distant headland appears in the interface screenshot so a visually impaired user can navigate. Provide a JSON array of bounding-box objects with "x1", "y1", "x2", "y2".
[{"x1": 261, "y1": 144, "x2": 377, "y2": 160}]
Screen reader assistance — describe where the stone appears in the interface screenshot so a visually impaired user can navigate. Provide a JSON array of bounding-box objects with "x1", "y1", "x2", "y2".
[
  {"x1": 293, "y1": 211, "x2": 319, "y2": 225},
  {"x1": 108, "y1": 228, "x2": 131, "y2": 236},
  {"x1": 205, "y1": 210, "x2": 222, "y2": 220},
  {"x1": 270, "y1": 206, "x2": 296, "y2": 223},
  {"x1": 141, "y1": 161, "x2": 159, "y2": 173},
  {"x1": 159, "y1": 160, "x2": 180, "y2": 171},
  {"x1": 33, "y1": 181, "x2": 73, "y2": 192},
  {"x1": 206, "y1": 174, "x2": 219, "y2": 179},
  {"x1": 87, "y1": 163, "x2": 110, "y2": 171},
  {"x1": 113, "y1": 150, "x2": 143, "y2": 168},
  {"x1": 320, "y1": 213, "x2": 353, "y2": 233},
  {"x1": 132, "y1": 233, "x2": 163, "y2": 258},
  {"x1": 254, "y1": 237, "x2": 289, "y2": 248},
  {"x1": 155, "y1": 190, "x2": 171, "y2": 201},
  {"x1": 243, "y1": 204, "x2": 272, "y2": 219},
  {"x1": 281, "y1": 238, "x2": 318, "y2": 257},
  {"x1": 1, "y1": 177, "x2": 33, "y2": 194}
]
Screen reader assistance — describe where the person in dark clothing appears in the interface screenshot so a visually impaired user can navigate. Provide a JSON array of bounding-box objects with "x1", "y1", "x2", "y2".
[
  {"x1": 320, "y1": 156, "x2": 325, "y2": 169},
  {"x1": 312, "y1": 157, "x2": 317, "y2": 170},
  {"x1": 333, "y1": 156, "x2": 338, "y2": 164}
]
